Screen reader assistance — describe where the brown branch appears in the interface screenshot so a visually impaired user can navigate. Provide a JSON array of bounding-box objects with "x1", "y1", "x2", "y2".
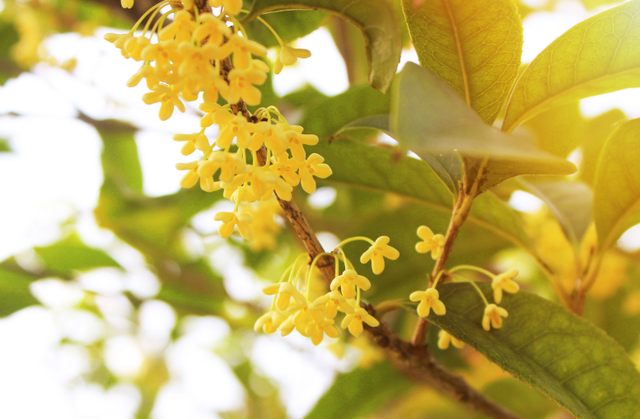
[{"x1": 208, "y1": 16, "x2": 519, "y2": 419}]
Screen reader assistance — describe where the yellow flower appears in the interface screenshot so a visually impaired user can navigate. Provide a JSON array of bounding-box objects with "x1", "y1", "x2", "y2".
[
  {"x1": 121, "y1": 0, "x2": 134, "y2": 9},
  {"x1": 176, "y1": 159, "x2": 218, "y2": 191},
  {"x1": 360, "y1": 236, "x2": 400, "y2": 275},
  {"x1": 305, "y1": 317, "x2": 340, "y2": 346},
  {"x1": 209, "y1": 0, "x2": 244, "y2": 16},
  {"x1": 416, "y1": 226, "x2": 446, "y2": 259},
  {"x1": 311, "y1": 291, "x2": 354, "y2": 319},
  {"x1": 214, "y1": 211, "x2": 252, "y2": 240},
  {"x1": 222, "y1": 33, "x2": 268, "y2": 70},
  {"x1": 254, "y1": 311, "x2": 286, "y2": 334},
  {"x1": 142, "y1": 84, "x2": 185, "y2": 121},
  {"x1": 341, "y1": 307, "x2": 380, "y2": 337},
  {"x1": 437, "y1": 330, "x2": 465, "y2": 350},
  {"x1": 216, "y1": 114, "x2": 253, "y2": 149},
  {"x1": 491, "y1": 268, "x2": 519, "y2": 304},
  {"x1": 159, "y1": 10, "x2": 196, "y2": 43},
  {"x1": 262, "y1": 282, "x2": 306, "y2": 311},
  {"x1": 173, "y1": 131, "x2": 210, "y2": 155},
  {"x1": 274, "y1": 46, "x2": 312, "y2": 74},
  {"x1": 409, "y1": 288, "x2": 446, "y2": 317},
  {"x1": 482, "y1": 304, "x2": 508, "y2": 331},
  {"x1": 299, "y1": 153, "x2": 333, "y2": 194},
  {"x1": 330, "y1": 269, "x2": 371, "y2": 299},
  {"x1": 225, "y1": 60, "x2": 269, "y2": 105},
  {"x1": 285, "y1": 126, "x2": 319, "y2": 161},
  {"x1": 271, "y1": 154, "x2": 301, "y2": 187},
  {"x1": 194, "y1": 13, "x2": 231, "y2": 46}
]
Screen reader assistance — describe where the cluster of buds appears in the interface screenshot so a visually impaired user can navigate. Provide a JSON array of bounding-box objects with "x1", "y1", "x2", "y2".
[
  {"x1": 255, "y1": 236, "x2": 399, "y2": 345},
  {"x1": 107, "y1": 0, "x2": 321, "y2": 249}
]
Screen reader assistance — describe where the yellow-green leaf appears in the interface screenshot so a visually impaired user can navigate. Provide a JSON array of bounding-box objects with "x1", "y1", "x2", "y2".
[
  {"x1": 594, "y1": 118, "x2": 640, "y2": 251},
  {"x1": 402, "y1": 0, "x2": 523, "y2": 124},
  {"x1": 429, "y1": 283, "x2": 640, "y2": 419},
  {"x1": 503, "y1": 0, "x2": 640, "y2": 133},
  {"x1": 241, "y1": 0, "x2": 402, "y2": 92}
]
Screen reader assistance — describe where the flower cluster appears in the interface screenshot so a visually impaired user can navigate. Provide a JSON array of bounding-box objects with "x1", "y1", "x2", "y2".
[
  {"x1": 107, "y1": 0, "x2": 323, "y2": 248},
  {"x1": 410, "y1": 225, "x2": 521, "y2": 349},
  {"x1": 255, "y1": 236, "x2": 399, "y2": 345}
]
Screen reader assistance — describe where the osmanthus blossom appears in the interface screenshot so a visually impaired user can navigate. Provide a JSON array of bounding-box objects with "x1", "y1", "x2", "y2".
[
  {"x1": 262, "y1": 282, "x2": 306, "y2": 311},
  {"x1": 214, "y1": 211, "x2": 252, "y2": 240},
  {"x1": 482, "y1": 304, "x2": 509, "y2": 331},
  {"x1": 274, "y1": 46, "x2": 312, "y2": 74},
  {"x1": 341, "y1": 306, "x2": 380, "y2": 337},
  {"x1": 410, "y1": 287, "x2": 446, "y2": 317},
  {"x1": 311, "y1": 291, "x2": 354, "y2": 319},
  {"x1": 415, "y1": 225, "x2": 446, "y2": 260},
  {"x1": 438, "y1": 330, "x2": 465, "y2": 350},
  {"x1": 360, "y1": 236, "x2": 400, "y2": 275},
  {"x1": 491, "y1": 268, "x2": 520, "y2": 304},
  {"x1": 299, "y1": 153, "x2": 333, "y2": 194},
  {"x1": 330, "y1": 269, "x2": 371, "y2": 299}
]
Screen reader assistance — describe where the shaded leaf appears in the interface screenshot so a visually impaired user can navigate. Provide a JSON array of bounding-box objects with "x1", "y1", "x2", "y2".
[
  {"x1": 241, "y1": 0, "x2": 402, "y2": 92},
  {"x1": 305, "y1": 361, "x2": 411, "y2": 419},
  {"x1": 503, "y1": 0, "x2": 640, "y2": 132},
  {"x1": 243, "y1": 8, "x2": 328, "y2": 48},
  {"x1": 480, "y1": 378, "x2": 558, "y2": 419},
  {"x1": 402, "y1": 0, "x2": 523, "y2": 124},
  {"x1": 428, "y1": 282, "x2": 640, "y2": 419},
  {"x1": 390, "y1": 63, "x2": 577, "y2": 190},
  {"x1": 33, "y1": 234, "x2": 121, "y2": 276},
  {"x1": 519, "y1": 179, "x2": 594, "y2": 247},
  {"x1": 314, "y1": 138, "x2": 540, "y2": 270},
  {"x1": 594, "y1": 118, "x2": 640, "y2": 251}
]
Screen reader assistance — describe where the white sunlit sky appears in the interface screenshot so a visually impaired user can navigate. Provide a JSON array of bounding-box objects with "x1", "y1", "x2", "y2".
[{"x1": 2, "y1": 1, "x2": 640, "y2": 418}]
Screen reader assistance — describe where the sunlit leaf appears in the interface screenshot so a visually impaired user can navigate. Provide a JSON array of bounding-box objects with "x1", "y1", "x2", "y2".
[
  {"x1": 519, "y1": 179, "x2": 593, "y2": 247},
  {"x1": 390, "y1": 63, "x2": 577, "y2": 189},
  {"x1": 402, "y1": 0, "x2": 523, "y2": 124},
  {"x1": 241, "y1": 0, "x2": 403, "y2": 92},
  {"x1": 428, "y1": 282, "x2": 640, "y2": 419},
  {"x1": 594, "y1": 118, "x2": 640, "y2": 251},
  {"x1": 305, "y1": 361, "x2": 411, "y2": 419},
  {"x1": 503, "y1": 0, "x2": 640, "y2": 132},
  {"x1": 580, "y1": 109, "x2": 626, "y2": 187},
  {"x1": 518, "y1": 102, "x2": 585, "y2": 158},
  {"x1": 33, "y1": 234, "x2": 121, "y2": 276}
]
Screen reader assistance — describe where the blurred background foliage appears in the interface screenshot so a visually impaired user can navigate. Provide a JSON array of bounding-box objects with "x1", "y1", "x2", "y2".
[{"x1": 1, "y1": 0, "x2": 640, "y2": 418}]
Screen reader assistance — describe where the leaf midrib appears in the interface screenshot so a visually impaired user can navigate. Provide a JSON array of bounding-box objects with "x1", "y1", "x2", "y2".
[
  {"x1": 442, "y1": 0, "x2": 471, "y2": 105},
  {"x1": 504, "y1": 61, "x2": 640, "y2": 134}
]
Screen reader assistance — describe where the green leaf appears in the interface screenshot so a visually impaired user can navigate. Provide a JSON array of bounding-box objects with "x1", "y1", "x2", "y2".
[
  {"x1": 33, "y1": 234, "x2": 121, "y2": 276},
  {"x1": 0, "y1": 20, "x2": 21, "y2": 85},
  {"x1": 480, "y1": 378, "x2": 559, "y2": 419},
  {"x1": 519, "y1": 179, "x2": 594, "y2": 247},
  {"x1": 503, "y1": 0, "x2": 640, "y2": 133},
  {"x1": 579, "y1": 109, "x2": 626, "y2": 187},
  {"x1": 594, "y1": 118, "x2": 640, "y2": 251},
  {"x1": 402, "y1": 0, "x2": 523, "y2": 124},
  {"x1": 519, "y1": 101, "x2": 585, "y2": 158},
  {"x1": 390, "y1": 63, "x2": 577, "y2": 189},
  {"x1": 315, "y1": 138, "x2": 539, "y2": 265},
  {"x1": 428, "y1": 282, "x2": 640, "y2": 419},
  {"x1": 0, "y1": 267, "x2": 40, "y2": 316},
  {"x1": 0, "y1": 138, "x2": 11, "y2": 153},
  {"x1": 300, "y1": 83, "x2": 391, "y2": 139},
  {"x1": 241, "y1": 0, "x2": 402, "y2": 92},
  {"x1": 305, "y1": 361, "x2": 411, "y2": 419},
  {"x1": 243, "y1": 8, "x2": 328, "y2": 48}
]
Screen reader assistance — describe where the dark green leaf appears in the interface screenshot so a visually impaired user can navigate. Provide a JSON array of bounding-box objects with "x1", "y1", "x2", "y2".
[
  {"x1": 244, "y1": 9, "x2": 328, "y2": 48},
  {"x1": 428, "y1": 283, "x2": 640, "y2": 419},
  {"x1": 241, "y1": 0, "x2": 402, "y2": 92},
  {"x1": 305, "y1": 361, "x2": 411, "y2": 419},
  {"x1": 594, "y1": 118, "x2": 640, "y2": 251},
  {"x1": 480, "y1": 378, "x2": 558, "y2": 419},
  {"x1": 402, "y1": 0, "x2": 523, "y2": 124}
]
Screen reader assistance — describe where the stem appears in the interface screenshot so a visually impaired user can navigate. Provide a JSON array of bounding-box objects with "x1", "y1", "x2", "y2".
[
  {"x1": 211, "y1": 28, "x2": 520, "y2": 419},
  {"x1": 449, "y1": 265, "x2": 495, "y2": 278},
  {"x1": 411, "y1": 157, "x2": 488, "y2": 347},
  {"x1": 374, "y1": 299, "x2": 406, "y2": 318},
  {"x1": 335, "y1": 236, "x2": 375, "y2": 248},
  {"x1": 256, "y1": 16, "x2": 285, "y2": 46},
  {"x1": 455, "y1": 276, "x2": 490, "y2": 306}
]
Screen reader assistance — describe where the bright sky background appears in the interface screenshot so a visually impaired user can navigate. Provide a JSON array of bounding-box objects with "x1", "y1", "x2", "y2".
[{"x1": 1, "y1": 1, "x2": 640, "y2": 418}]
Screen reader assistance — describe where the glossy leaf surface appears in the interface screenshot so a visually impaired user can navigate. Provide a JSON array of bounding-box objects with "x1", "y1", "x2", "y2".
[{"x1": 428, "y1": 282, "x2": 640, "y2": 419}]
